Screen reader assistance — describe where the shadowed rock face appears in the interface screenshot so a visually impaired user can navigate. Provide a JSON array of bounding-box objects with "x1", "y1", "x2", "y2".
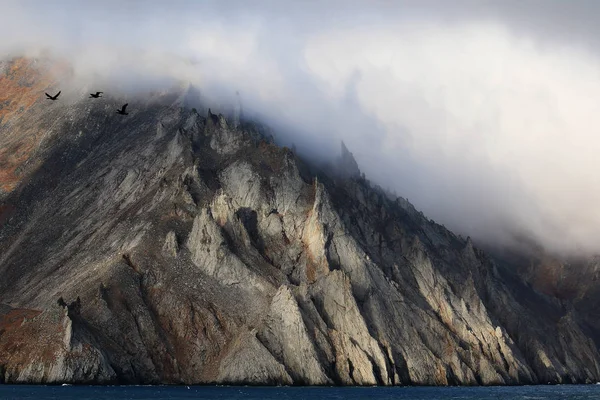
[{"x1": 1, "y1": 59, "x2": 600, "y2": 385}]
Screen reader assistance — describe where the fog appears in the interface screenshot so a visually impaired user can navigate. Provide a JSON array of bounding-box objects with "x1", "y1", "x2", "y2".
[{"x1": 3, "y1": 0, "x2": 600, "y2": 256}]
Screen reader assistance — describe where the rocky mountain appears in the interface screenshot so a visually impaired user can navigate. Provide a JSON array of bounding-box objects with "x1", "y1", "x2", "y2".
[
  {"x1": 1, "y1": 58, "x2": 600, "y2": 385},
  {"x1": 333, "y1": 142, "x2": 361, "y2": 180}
]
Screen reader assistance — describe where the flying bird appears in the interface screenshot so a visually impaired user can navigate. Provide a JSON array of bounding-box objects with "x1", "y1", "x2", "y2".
[
  {"x1": 116, "y1": 103, "x2": 129, "y2": 115},
  {"x1": 45, "y1": 91, "x2": 61, "y2": 101},
  {"x1": 89, "y1": 92, "x2": 103, "y2": 98}
]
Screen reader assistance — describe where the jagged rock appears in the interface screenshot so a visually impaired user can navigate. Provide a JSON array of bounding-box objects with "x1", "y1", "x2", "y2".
[
  {"x1": 2, "y1": 59, "x2": 600, "y2": 385},
  {"x1": 335, "y1": 141, "x2": 361, "y2": 179},
  {"x1": 217, "y1": 330, "x2": 293, "y2": 385},
  {"x1": 207, "y1": 109, "x2": 248, "y2": 155},
  {"x1": 0, "y1": 306, "x2": 116, "y2": 384},
  {"x1": 258, "y1": 285, "x2": 331, "y2": 384},
  {"x1": 312, "y1": 270, "x2": 391, "y2": 385}
]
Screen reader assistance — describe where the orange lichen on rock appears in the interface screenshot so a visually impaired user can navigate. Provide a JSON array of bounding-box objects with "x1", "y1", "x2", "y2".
[
  {"x1": 0, "y1": 58, "x2": 55, "y2": 122},
  {"x1": 0, "y1": 307, "x2": 67, "y2": 372},
  {"x1": 0, "y1": 308, "x2": 42, "y2": 333},
  {"x1": 0, "y1": 58, "x2": 63, "y2": 193}
]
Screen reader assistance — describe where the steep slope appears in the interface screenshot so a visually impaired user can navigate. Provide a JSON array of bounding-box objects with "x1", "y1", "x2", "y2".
[
  {"x1": 490, "y1": 245, "x2": 600, "y2": 369},
  {"x1": 0, "y1": 58, "x2": 70, "y2": 195},
  {"x1": 1, "y1": 60, "x2": 600, "y2": 385}
]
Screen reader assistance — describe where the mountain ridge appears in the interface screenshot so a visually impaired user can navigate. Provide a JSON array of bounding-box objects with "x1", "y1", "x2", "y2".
[{"x1": 1, "y1": 58, "x2": 600, "y2": 385}]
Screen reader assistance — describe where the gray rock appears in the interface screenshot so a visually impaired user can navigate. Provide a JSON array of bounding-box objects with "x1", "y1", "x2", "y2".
[
  {"x1": 162, "y1": 231, "x2": 179, "y2": 257},
  {"x1": 335, "y1": 141, "x2": 361, "y2": 179},
  {"x1": 1, "y1": 70, "x2": 600, "y2": 385}
]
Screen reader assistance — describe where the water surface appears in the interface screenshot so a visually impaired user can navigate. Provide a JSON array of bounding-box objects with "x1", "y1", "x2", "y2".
[{"x1": 1, "y1": 385, "x2": 599, "y2": 400}]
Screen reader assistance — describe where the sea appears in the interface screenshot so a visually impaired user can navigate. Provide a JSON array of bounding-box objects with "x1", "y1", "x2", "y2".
[{"x1": 1, "y1": 385, "x2": 600, "y2": 400}]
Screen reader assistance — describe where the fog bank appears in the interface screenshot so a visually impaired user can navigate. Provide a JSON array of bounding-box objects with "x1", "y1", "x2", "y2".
[{"x1": 3, "y1": 0, "x2": 600, "y2": 255}]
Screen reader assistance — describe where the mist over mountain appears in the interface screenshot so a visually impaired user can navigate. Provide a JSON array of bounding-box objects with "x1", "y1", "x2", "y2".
[
  {"x1": 4, "y1": 0, "x2": 600, "y2": 387},
  {"x1": 2, "y1": 56, "x2": 600, "y2": 384},
  {"x1": 3, "y1": 1, "x2": 600, "y2": 256}
]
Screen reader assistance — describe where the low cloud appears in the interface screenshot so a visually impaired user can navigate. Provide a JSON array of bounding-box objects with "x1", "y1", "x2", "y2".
[{"x1": 2, "y1": 0, "x2": 600, "y2": 256}]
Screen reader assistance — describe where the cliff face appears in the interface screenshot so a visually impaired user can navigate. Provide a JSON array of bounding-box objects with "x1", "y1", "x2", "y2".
[{"x1": 1, "y1": 60, "x2": 600, "y2": 385}]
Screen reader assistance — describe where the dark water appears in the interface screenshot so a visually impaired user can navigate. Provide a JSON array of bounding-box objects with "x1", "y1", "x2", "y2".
[{"x1": 1, "y1": 385, "x2": 600, "y2": 400}]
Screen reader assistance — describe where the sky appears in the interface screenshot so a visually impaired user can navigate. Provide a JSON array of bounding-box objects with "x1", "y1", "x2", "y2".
[{"x1": 2, "y1": 0, "x2": 600, "y2": 256}]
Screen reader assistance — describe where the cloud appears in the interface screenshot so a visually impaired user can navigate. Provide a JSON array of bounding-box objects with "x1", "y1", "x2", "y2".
[
  {"x1": 302, "y1": 21, "x2": 600, "y2": 254},
  {"x1": 2, "y1": 1, "x2": 600, "y2": 255}
]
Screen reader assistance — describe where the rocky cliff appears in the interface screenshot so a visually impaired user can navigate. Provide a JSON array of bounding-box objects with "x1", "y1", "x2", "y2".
[{"x1": 1, "y1": 58, "x2": 600, "y2": 385}]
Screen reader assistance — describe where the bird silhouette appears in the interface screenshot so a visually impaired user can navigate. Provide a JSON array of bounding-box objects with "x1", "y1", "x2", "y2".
[
  {"x1": 116, "y1": 103, "x2": 129, "y2": 115},
  {"x1": 45, "y1": 91, "x2": 61, "y2": 101},
  {"x1": 89, "y1": 91, "x2": 103, "y2": 98}
]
